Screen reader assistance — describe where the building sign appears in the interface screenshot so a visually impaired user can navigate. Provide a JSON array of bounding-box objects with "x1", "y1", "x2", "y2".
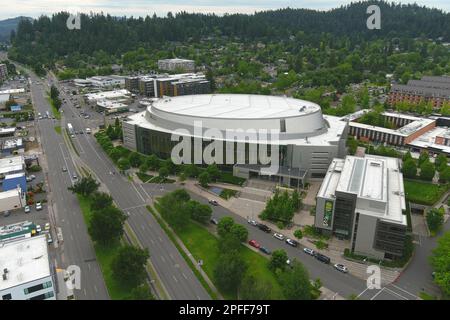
[{"x1": 323, "y1": 200, "x2": 334, "y2": 227}]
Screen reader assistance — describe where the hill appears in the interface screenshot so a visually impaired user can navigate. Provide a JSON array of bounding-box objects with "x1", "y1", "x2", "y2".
[{"x1": 0, "y1": 16, "x2": 32, "y2": 42}]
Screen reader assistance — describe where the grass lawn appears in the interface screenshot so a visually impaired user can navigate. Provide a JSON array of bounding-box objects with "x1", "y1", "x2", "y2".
[
  {"x1": 148, "y1": 176, "x2": 175, "y2": 184},
  {"x1": 404, "y1": 180, "x2": 449, "y2": 205},
  {"x1": 176, "y1": 220, "x2": 284, "y2": 299},
  {"x1": 219, "y1": 188, "x2": 238, "y2": 200},
  {"x1": 76, "y1": 195, "x2": 133, "y2": 300},
  {"x1": 54, "y1": 125, "x2": 62, "y2": 135},
  {"x1": 136, "y1": 172, "x2": 154, "y2": 183}
]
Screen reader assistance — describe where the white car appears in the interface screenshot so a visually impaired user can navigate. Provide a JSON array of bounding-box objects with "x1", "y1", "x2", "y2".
[
  {"x1": 273, "y1": 233, "x2": 285, "y2": 241},
  {"x1": 247, "y1": 219, "x2": 258, "y2": 226},
  {"x1": 334, "y1": 264, "x2": 348, "y2": 273},
  {"x1": 36, "y1": 225, "x2": 42, "y2": 233},
  {"x1": 303, "y1": 247, "x2": 315, "y2": 256},
  {"x1": 24, "y1": 206, "x2": 31, "y2": 214},
  {"x1": 36, "y1": 202, "x2": 43, "y2": 211}
]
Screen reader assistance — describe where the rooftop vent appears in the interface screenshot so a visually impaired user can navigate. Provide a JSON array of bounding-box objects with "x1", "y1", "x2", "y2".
[
  {"x1": 2, "y1": 273, "x2": 7, "y2": 281},
  {"x1": 370, "y1": 162, "x2": 381, "y2": 167}
]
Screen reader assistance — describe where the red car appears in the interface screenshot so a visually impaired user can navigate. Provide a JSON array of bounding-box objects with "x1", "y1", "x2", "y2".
[{"x1": 248, "y1": 240, "x2": 260, "y2": 249}]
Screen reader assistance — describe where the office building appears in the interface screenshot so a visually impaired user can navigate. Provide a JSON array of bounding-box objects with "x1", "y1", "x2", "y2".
[
  {"x1": 0, "y1": 235, "x2": 55, "y2": 300},
  {"x1": 315, "y1": 155, "x2": 407, "y2": 260}
]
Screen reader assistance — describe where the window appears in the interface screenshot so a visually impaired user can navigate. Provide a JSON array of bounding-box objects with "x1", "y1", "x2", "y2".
[
  {"x1": 28, "y1": 291, "x2": 54, "y2": 300},
  {"x1": 2, "y1": 293, "x2": 12, "y2": 300},
  {"x1": 24, "y1": 281, "x2": 52, "y2": 295},
  {"x1": 280, "y1": 119, "x2": 286, "y2": 133}
]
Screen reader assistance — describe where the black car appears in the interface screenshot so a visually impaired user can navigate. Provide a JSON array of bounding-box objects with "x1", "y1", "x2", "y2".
[
  {"x1": 257, "y1": 223, "x2": 271, "y2": 233},
  {"x1": 315, "y1": 253, "x2": 331, "y2": 264},
  {"x1": 259, "y1": 247, "x2": 271, "y2": 255}
]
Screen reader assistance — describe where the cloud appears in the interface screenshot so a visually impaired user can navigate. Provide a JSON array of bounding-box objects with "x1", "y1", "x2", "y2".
[{"x1": 0, "y1": 0, "x2": 448, "y2": 20}]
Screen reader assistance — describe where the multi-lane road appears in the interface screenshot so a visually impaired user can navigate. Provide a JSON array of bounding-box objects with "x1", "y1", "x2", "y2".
[
  {"x1": 29, "y1": 73, "x2": 109, "y2": 300},
  {"x1": 45, "y1": 73, "x2": 210, "y2": 300}
]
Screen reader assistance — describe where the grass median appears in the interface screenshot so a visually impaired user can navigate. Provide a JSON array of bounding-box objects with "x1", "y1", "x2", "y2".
[
  {"x1": 76, "y1": 195, "x2": 133, "y2": 300},
  {"x1": 404, "y1": 180, "x2": 449, "y2": 205}
]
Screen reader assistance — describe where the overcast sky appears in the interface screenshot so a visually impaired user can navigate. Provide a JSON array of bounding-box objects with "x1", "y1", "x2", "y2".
[{"x1": 1, "y1": 0, "x2": 449, "y2": 20}]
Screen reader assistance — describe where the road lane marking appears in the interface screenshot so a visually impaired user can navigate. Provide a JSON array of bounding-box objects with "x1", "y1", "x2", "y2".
[
  {"x1": 94, "y1": 285, "x2": 98, "y2": 293},
  {"x1": 182, "y1": 273, "x2": 188, "y2": 280},
  {"x1": 370, "y1": 287, "x2": 385, "y2": 300},
  {"x1": 357, "y1": 287, "x2": 369, "y2": 298},
  {"x1": 172, "y1": 275, "x2": 178, "y2": 283},
  {"x1": 383, "y1": 287, "x2": 409, "y2": 300},
  {"x1": 390, "y1": 284, "x2": 419, "y2": 299}
]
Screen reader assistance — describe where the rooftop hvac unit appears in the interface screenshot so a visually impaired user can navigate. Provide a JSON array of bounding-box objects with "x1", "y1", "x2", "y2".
[{"x1": 2, "y1": 273, "x2": 7, "y2": 281}]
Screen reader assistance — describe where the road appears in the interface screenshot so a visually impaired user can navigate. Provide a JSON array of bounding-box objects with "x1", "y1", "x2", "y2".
[
  {"x1": 29, "y1": 73, "x2": 109, "y2": 300},
  {"x1": 49, "y1": 75, "x2": 210, "y2": 300}
]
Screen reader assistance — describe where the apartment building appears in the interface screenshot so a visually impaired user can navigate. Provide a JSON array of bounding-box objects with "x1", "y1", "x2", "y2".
[
  {"x1": 158, "y1": 58, "x2": 195, "y2": 72},
  {"x1": 0, "y1": 64, "x2": 8, "y2": 81},
  {"x1": 315, "y1": 155, "x2": 407, "y2": 260},
  {"x1": 388, "y1": 76, "x2": 450, "y2": 108}
]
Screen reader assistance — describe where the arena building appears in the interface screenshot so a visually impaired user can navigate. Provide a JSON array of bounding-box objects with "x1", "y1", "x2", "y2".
[{"x1": 123, "y1": 94, "x2": 348, "y2": 186}]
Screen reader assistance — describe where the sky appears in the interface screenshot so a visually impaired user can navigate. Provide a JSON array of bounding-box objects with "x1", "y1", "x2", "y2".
[{"x1": 1, "y1": 0, "x2": 449, "y2": 20}]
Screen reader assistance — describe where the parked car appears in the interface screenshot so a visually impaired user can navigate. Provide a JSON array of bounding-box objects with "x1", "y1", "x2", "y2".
[
  {"x1": 30, "y1": 175, "x2": 36, "y2": 180},
  {"x1": 257, "y1": 223, "x2": 271, "y2": 233},
  {"x1": 44, "y1": 223, "x2": 50, "y2": 231},
  {"x1": 303, "y1": 247, "x2": 315, "y2": 256},
  {"x1": 36, "y1": 225, "x2": 42, "y2": 233},
  {"x1": 3, "y1": 211, "x2": 11, "y2": 217},
  {"x1": 273, "y1": 233, "x2": 285, "y2": 241},
  {"x1": 259, "y1": 247, "x2": 271, "y2": 255},
  {"x1": 208, "y1": 199, "x2": 218, "y2": 206},
  {"x1": 315, "y1": 253, "x2": 331, "y2": 264},
  {"x1": 24, "y1": 206, "x2": 31, "y2": 214},
  {"x1": 26, "y1": 176, "x2": 33, "y2": 182},
  {"x1": 247, "y1": 219, "x2": 258, "y2": 226},
  {"x1": 86, "y1": 128, "x2": 91, "y2": 134},
  {"x1": 36, "y1": 202, "x2": 43, "y2": 211},
  {"x1": 62, "y1": 166, "x2": 67, "y2": 172},
  {"x1": 285, "y1": 238, "x2": 298, "y2": 247},
  {"x1": 46, "y1": 233, "x2": 53, "y2": 244},
  {"x1": 334, "y1": 264, "x2": 348, "y2": 273},
  {"x1": 72, "y1": 173, "x2": 78, "y2": 180},
  {"x1": 210, "y1": 218, "x2": 219, "y2": 225},
  {"x1": 248, "y1": 239, "x2": 261, "y2": 249}
]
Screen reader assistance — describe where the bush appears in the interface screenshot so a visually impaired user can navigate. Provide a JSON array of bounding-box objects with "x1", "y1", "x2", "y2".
[
  {"x1": 294, "y1": 229, "x2": 303, "y2": 239},
  {"x1": 28, "y1": 165, "x2": 42, "y2": 172}
]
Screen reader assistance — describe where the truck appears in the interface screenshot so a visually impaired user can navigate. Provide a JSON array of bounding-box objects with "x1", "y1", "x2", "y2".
[{"x1": 67, "y1": 123, "x2": 74, "y2": 135}]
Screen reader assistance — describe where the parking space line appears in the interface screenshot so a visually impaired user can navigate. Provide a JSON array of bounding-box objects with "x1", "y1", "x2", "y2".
[
  {"x1": 370, "y1": 287, "x2": 385, "y2": 300},
  {"x1": 390, "y1": 284, "x2": 419, "y2": 299}
]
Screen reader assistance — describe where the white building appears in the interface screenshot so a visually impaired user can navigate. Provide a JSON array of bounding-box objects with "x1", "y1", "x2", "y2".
[
  {"x1": 123, "y1": 94, "x2": 348, "y2": 184},
  {"x1": 158, "y1": 58, "x2": 195, "y2": 72},
  {"x1": 315, "y1": 155, "x2": 408, "y2": 260},
  {"x1": 85, "y1": 89, "x2": 131, "y2": 104},
  {"x1": 0, "y1": 155, "x2": 25, "y2": 177},
  {"x1": 0, "y1": 236, "x2": 56, "y2": 300}
]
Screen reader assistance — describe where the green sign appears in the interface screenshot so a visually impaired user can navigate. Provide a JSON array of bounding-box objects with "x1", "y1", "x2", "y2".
[{"x1": 323, "y1": 200, "x2": 333, "y2": 227}]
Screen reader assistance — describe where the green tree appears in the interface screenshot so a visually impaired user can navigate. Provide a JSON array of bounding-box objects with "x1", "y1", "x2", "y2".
[
  {"x1": 90, "y1": 192, "x2": 113, "y2": 211},
  {"x1": 218, "y1": 233, "x2": 242, "y2": 253},
  {"x1": 435, "y1": 154, "x2": 448, "y2": 172},
  {"x1": 129, "y1": 152, "x2": 142, "y2": 168},
  {"x1": 217, "y1": 217, "x2": 235, "y2": 238},
  {"x1": 402, "y1": 151, "x2": 413, "y2": 162},
  {"x1": 158, "y1": 166, "x2": 169, "y2": 179},
  {"x1": 402, "y1": 158, "x2": 417, "y2": 179},
  {"x1": 187, "y1": 200, "x2": 212, "y2": 224},
  {"x1": 89, "y1": 205, "x2": 127, "y2": 246},
  {"x1": 429, "y1": 231, "x2": 450, "y2": 296},
  {"x1": 139, "y1": 163, "x2": 149, "y2": 174},
  {"x1": 419, "y1": 161, "x2": 435, "y2": 181},
  {"x1": 292, "y1": 189, "x2": 302, "y2": 211},
  {"x1": 111, "y1": 245, "x2": 150, "y2": 287},
  {"x1": 118, "y1": 157, "x2": 131, "y2": 171},
  {"x1": 418, "y1": 151, "x2": 429, "y2": 166},
  {"x1": 278, "y1": 261, "x2": 312, "y2": 300},
  {"x1": 183, "y1": 164, "x2": 199, "y2": 178},
  {"x1": 439, "y1": 166, "x2": 450, "y2": 183},
  {"x1": 230, "y1": 224, "x2": 248, "y2": 243},
  {"x1": 214, "y1": 251, "x2": 247, "y2": 293},
  {"x1": 198, "y1": 171, "x2": 211, "y2": 188},
  {"x1": 68, "y1": 175, "x2": 100, "y2": 197},
  {"x1": 294, "y1": 229, "x2": 303, "y2": 239},
  {"x1": 206, "y1": 164, "x2": 221, "y2": 181},
  {"x1": 128, "y1": 283, "x2": 155, "y2": 300},
  {"x1": 269, "y1": 249, "x2": 288, "y2": 272},
  {"x1": 426, "y1": 208, "x2": 444, "y2": 234},
  {"x1": 146, "y1": 154, "x2": 160, "y2": 170}
]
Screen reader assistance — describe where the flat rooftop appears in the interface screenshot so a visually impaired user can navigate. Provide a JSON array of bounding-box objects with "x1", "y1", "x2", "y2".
[
  {"x1": 85, "y1": 89, "x2": 131, "y2": 101},
  {"x1": 408, "y1": 126, "x2": 450, "y2": 154},
  {"x1": 319, "y1": 155, "x2": 406, "y2": 224},
  {"x1": 152, "y1": 94, "x2": 320, "y2": 119},
  {"x1": 0, "y1": 235, "x2": 51, "y2": 291},
  {"x1": 0, "y1": 155, "x2": 24, "y2": 175}
]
